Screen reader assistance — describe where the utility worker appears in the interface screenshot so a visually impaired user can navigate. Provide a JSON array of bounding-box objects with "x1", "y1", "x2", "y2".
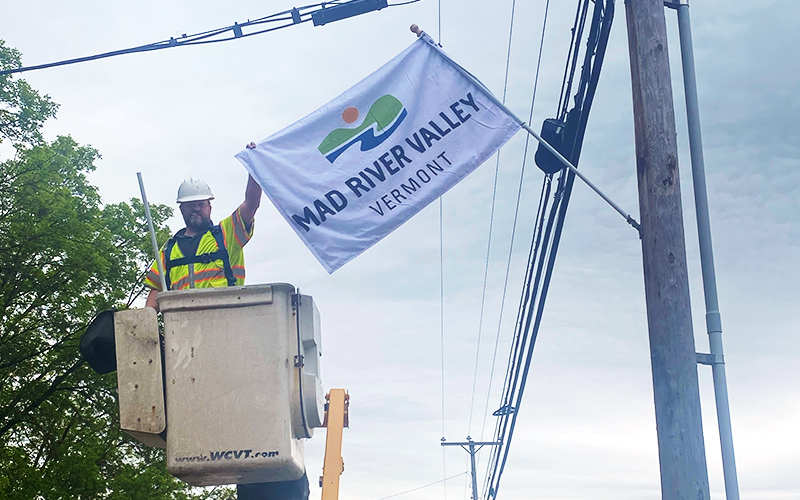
[
  {"x1": 144, "y1": 143, "x2": 261, "y2": 310},
  {"x1": 144, "y1": 145, "x2": 311, "y2": 500}
]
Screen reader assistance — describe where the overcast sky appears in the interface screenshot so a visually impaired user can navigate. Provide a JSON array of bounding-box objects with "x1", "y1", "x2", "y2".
[{"x1": 2, "y1": 0, "x2": 799, "y2": 499}]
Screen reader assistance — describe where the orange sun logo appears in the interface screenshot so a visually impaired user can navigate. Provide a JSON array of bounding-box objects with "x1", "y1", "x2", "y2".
[{"x1": 342, "y1": 106, "x2": 359, "y2": 124}]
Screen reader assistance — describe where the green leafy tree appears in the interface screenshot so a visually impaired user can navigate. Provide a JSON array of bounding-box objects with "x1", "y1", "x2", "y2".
[
  {"x1": 0, "y1": 41, "x2": 234, "y2": 499},
  {"x1": 0, "y1": 41, "x2": 58, "y2": 145}
]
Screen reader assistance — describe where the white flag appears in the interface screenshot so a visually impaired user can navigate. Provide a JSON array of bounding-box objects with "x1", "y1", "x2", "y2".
[{"x1": 236, "y1": 34, "x2": 521, "y2": 273}]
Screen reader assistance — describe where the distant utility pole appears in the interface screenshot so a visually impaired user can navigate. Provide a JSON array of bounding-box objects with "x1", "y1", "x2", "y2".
[
  {"x1": 624, "y1": 1, "x2": 711, "y2": 499},
  {"x1": 441, "y1": 437, "x2": 500, "y2": 500}
]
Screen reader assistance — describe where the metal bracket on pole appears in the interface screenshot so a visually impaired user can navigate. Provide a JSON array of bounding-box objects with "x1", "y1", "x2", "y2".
[
  {"x1": 664, "y1": 0, "x2": 689, "y2": 9},
  {"x1": 696, "y1": 352, "x2": 724, "y2": 366}
]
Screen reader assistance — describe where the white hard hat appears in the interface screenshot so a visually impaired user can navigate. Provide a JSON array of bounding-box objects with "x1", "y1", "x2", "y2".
[{"x1": 177, "y1": 178, "x2": 215, "y2": 203}]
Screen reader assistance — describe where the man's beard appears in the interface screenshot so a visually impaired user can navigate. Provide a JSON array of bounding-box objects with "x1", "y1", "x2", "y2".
[{"x1": 184, "y1": 212, "x2": 210, "y2": 233}]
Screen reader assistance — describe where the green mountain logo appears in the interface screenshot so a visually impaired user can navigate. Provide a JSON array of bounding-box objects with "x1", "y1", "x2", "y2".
[{"x1": 319, "y1": 94, "x2": 408, "y2": 163}]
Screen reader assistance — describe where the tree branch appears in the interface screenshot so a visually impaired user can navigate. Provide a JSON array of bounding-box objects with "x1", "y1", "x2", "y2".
[{"x1": 0, "y1": 358, "x2": 85, "y2": 438}]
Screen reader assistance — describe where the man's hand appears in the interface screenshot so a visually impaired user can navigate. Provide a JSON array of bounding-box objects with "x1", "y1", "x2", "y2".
[{"x1": 145, "y1": 288, "x2": 160, "y2": 312}]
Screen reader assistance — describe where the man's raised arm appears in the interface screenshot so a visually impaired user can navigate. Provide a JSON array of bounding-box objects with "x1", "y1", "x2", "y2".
[{"x1": 239, "y1": 142, "x2": 262, "y2": 231}]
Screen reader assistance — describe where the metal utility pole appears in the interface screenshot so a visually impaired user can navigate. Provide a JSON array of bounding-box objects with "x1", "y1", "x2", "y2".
[
  {"x1": 665, "y1": 1, "x2": 740, "y2": 498},
  {"x1": 624, "y1": 0, "x2": 710, "y2": 498},
  {"x1": 137, "y1": 172, "x2": 167, "y2": 292},
  {"x1": 441, "y1": 437, "x2": 500, "y2": 500}
]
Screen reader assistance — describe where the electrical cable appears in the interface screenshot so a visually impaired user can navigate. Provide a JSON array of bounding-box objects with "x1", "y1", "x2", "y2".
[
  {"x1": 480, "y1": 171, "x2": 554, "y2": 500},
  {"x1": 556, "y1": 1, "x2": 588, "y2": 117},
  {"x1": 467, "y1": 0, "x2": 518, "y2": 437},
  {"x1": 490, "y1": 172, "x2": 564, "y2": 488},
  {"x1": 440, "y1": 195, "x2": 447, "y2": 500},
  {"x1": 480, "y1": 176, "x2": 552, "y2": 500},
  {"x1": 0, "y1": 0, "x2": 419, "y2": 76},
  {"x1": 293, "y1": 291, "x2": 312, "y2": 439},
  {"x1": 438, "y1": 8, "x2": 447, "y2": 500},
  {"x1": 489, "y1": 169, "x2": 566, "y2": 496},
  {"x1": 559, "y1": 0, "x2": 591, "y2": 119},
  {"x1": 438, "y1": 0, "x2": 442, "y2": 44},
  {"x1": 478, "y1": 0, "x2": 552, "y2": 445},
  {"x1": 481, "y1": 2, "x2": 615, "y2": 498},
  {"x1": 374, "y1": 472, "x2": 468, "y2": 500},
  {"x1": 478, "y1": 1, "x2": 553, "y2": 495}
]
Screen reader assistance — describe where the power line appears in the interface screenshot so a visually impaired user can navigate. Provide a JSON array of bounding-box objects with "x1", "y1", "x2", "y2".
[
  {"x1": 438, "y1": 0, "x2": 442, "y2": 44},
  {"x1": 438, "y1": 9, "x2": 447, "y2": 500},
  {"x1": 467, "y1": 0, "x2": 518, "y2": 438},
  {"x1": 482, "y1": 172, "x2": 558, "y2": 500},
  {"x1": 0, "y1": 0, "x2": 419, "y2": 76},
  {"x1": 478, "y1": 0, "x2": 552, "y2": 445},
  {"x1": 482, "y1": 2, "x2": 616, "y2": 497},
  {"x1": 475, "y1": 3, "x2": 553, "y2": 497},
  {"x1": 374, "y1": 472, "x2": 468, "y2": 500},
  {"x1": 440, "y1": 195, "x2": 447, "y2": 500}
]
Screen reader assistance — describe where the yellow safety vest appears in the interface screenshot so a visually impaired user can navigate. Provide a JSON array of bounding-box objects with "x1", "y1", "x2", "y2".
[{"x1": 145, "y1": 210, "x2": 252, "y2": 291}]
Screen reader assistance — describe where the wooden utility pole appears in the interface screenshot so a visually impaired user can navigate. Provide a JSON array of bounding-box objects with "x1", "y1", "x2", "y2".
[{"x1": 624, "y1": 1, "x2": 711, "y2": 498}]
